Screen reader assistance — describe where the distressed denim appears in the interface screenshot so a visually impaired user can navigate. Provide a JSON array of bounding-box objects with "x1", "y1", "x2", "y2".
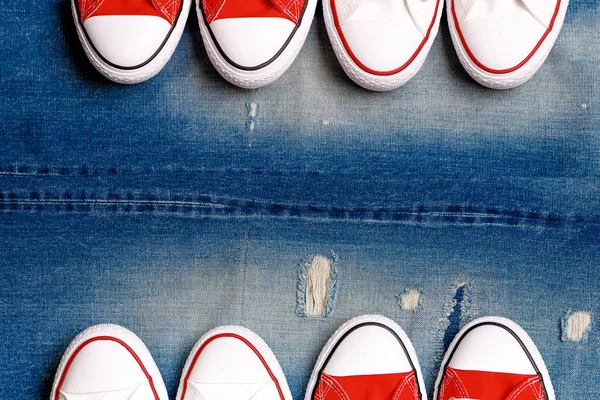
[{"x1": 0, "y1": 0, "x2": 598, "y2": 399}]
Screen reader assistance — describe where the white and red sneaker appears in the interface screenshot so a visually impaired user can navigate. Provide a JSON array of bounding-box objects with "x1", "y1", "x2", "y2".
[
  {"x1": 323, "y1": 0, "x2": 444, "y2": 91},
  {"x1": 197, "y1": 0, "x2": 318, "y2": 88},
  {"x1": 305, "y1": 315, "x2": 427, "y2": 400},
  {"x1": 447, "y1": 0, "x2": 569, "y2": 89},
  {"x1": 50, "y1": 324, "x2": 168, "y2": 400},
  {"x1": 72, "y1": 0, "x2": 191, "y2": 84},
  {"x1": 434, "y1": 317, "x2": 555, "y2": 400},
  {"x1": 176, "y1": 326, "x2": 293, "y2": 400}
]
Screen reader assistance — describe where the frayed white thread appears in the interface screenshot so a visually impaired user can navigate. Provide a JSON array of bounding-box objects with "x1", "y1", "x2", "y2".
[
  {"x1": 562, "y1": 311, "x2": 592, "y2": 342},
  {"x1": 306, "y1": 255, "x2": 333, "y2": 316}
]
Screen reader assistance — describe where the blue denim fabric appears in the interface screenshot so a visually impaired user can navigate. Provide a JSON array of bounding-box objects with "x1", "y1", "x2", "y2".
[{"x1": 0, "y1": 0, "x2": 599, "y2": 398}]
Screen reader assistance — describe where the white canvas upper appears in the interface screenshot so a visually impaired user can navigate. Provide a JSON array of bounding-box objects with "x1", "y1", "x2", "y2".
[
  {"x1": 336, "y1": 0, "x2": 438, "y2": 33},
  {"x1": 83, "y1": 16, "x2": 172, "y2": 68},
  {"x1": 176, "y1": 326, "x2": 293, "y2": 400},
  {"x1": 51, "y1": 324, "x2": 169, "y2": 400},
  {"x1": 453, "y1": 0, "x2": 557, "y2": 27},
  {"x1": 209, "y1": 18, "x2": 296, "y2": 68}
]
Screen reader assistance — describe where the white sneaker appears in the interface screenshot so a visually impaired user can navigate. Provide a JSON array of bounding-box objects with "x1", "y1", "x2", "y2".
[
  {"x1": 50, "y1": 324, "x2": 168, "y2": 400},
  {"x1": 323, "y1": 0, "x2": 444, "y2": 91},
  {"x1": 176, "y1": 326, "x2": 293, "y2": 400},
  {"x1": 447, "y1": 0, "x2": 569, "y2": 89}
]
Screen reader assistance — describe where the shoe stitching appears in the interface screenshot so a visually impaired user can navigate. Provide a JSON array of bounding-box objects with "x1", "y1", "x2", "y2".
[
  {"x1": 320, "y1": 374, "x2": 351, "y2": 400},
  {"x1": 315, "y1": 377, "x2": 333, "y2": 400},
  {"x1": 271, "y1": 0, "x2": 303, "y2": 23},
  {"x1": 203, "y1": 0, "x2": 227, "y2": 23},
  {"x1": 78, "y1": 0, "x2": 104, "y2": 21},
  {"x1": 444, "y1": 369, "x2": 470, "y2": 399},
  {"x1": 409, "y1": 378, "x2": 418, "y2": 399},
  {"x1": 533, "y1": 381, "x2": 544, "y2": 400},
  {"x1": 152, "y1": 0, "x2": 180, "y2": 24},
  {"x1": 391, "y1": 371, "x2": 416, "y2": 400},
  {"x1": 505, "y1": 377, "x2": 540, "y2": 400}
]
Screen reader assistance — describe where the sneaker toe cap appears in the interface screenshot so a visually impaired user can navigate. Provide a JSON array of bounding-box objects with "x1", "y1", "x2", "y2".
[
  {"x1": 83, "y1": 15, "x2": 172, "y2": 68},
  {"x1": 340, "y1": 20, "x2": 424, "y2": 73},
  {"x1": 448, "y1": 324, "x2": 537, "y2": 374},
  {"x1": 459, "y1": 17, "x2": 547, "y2": 71},
  {"x1": 209, "y1": 18, "x2": 296, "y2": 68}
]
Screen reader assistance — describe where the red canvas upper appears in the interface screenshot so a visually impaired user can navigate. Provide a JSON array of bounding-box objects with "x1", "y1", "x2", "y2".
[
  {"x1": 439, "y1": 367, "x2": 545, "y2": 400},
  {"x1": 78, "y1": 0, "x2": 181, "y2": 24},
  {"x1": 314, "y1": 372, "x2": 419, "y2": 400},
  {"x1": 202, "y1": 0, "x2": 305, "y2": 24}
]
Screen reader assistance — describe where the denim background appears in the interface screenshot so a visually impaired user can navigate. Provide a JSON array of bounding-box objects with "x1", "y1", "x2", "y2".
[{"x1": 1, "y1": 0, "x2": 599, "y2": 398}]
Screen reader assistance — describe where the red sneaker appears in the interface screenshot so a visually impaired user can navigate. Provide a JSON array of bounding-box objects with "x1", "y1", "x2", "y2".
[
  {"x1": 434, "y1": 317, "x2": 555, "y2": 400},
  {"x1": 305, "y1": 315, "x2": 427, "y2": 400},
  {"x1": 72, "y1": 0, "x2": 191, "y2": 83},
  {"x1": 197, "y1": 0, "x2": 318, "y2": 88}
]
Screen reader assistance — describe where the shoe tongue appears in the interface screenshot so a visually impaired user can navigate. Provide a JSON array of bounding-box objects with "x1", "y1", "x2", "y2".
[
  {"x1": 187, "y1": 381, "x2": 279, "y2": 400},
  {"x1": 59, "y1": 382, "x2": 150, "y2": 400}
]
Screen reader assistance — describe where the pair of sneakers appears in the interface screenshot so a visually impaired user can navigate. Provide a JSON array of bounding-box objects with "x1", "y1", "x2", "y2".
[
  {"x1": 326, "y1": 0, "x2": 570, "y2": 90},
  {"x1": 73, "y1": 0, "x2": 568, "y2": 90},
  {"x1": 71, "y1": 0, "x2": 317, "y2": 87},
  {"x1": 51, "y1": 315, "x2": 553, "y2": 400}
]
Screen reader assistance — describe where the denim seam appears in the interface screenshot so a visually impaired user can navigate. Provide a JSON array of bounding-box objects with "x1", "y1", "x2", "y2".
[{"x1": 1, "y1": 191, "x2": 599, "y2": 226}]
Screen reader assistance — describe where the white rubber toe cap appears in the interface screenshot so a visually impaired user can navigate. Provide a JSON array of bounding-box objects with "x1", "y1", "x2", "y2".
[
  {"x1": 340, "y1": 21, "x2": 423, "y2": 72},
  {"x1": 83, "y1": 15, "x2": 172, "y2": 68},
  {"x1": 209, "y1": 18, "x2": 296, "y2": 68},
  {"x1": 460, "y1": 16, "x2": 546, "y2": 70},
  {"x1": 188, "y1": 336, "x2": 273, "y2": 383},
  {"x1": 448, "y1": 324, "x2": 537, "y2": 374},
  {"x1": 323, "y1": 324, "x2": 413, "y2": 376},
  {"x1": 61, "y1": 340, "x2": 148, "y2": 394}
]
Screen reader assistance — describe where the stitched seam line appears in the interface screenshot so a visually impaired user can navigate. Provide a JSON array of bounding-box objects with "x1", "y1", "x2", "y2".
[
  {"x1": 392, "y1": 372, "x2": 415, "y2": 400},
  {"x1": 321, "y1": 375, "x2": 350, "y2": 400},
  {"x1": 506, "y1": 377, "x2": 539, "y2": 400},
  {"x1": 446, "y1": 369, "x2": 469, "y2": 399},
  {"x1": 0, "y1": 191, "x2": 597, "y2": 226}
]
